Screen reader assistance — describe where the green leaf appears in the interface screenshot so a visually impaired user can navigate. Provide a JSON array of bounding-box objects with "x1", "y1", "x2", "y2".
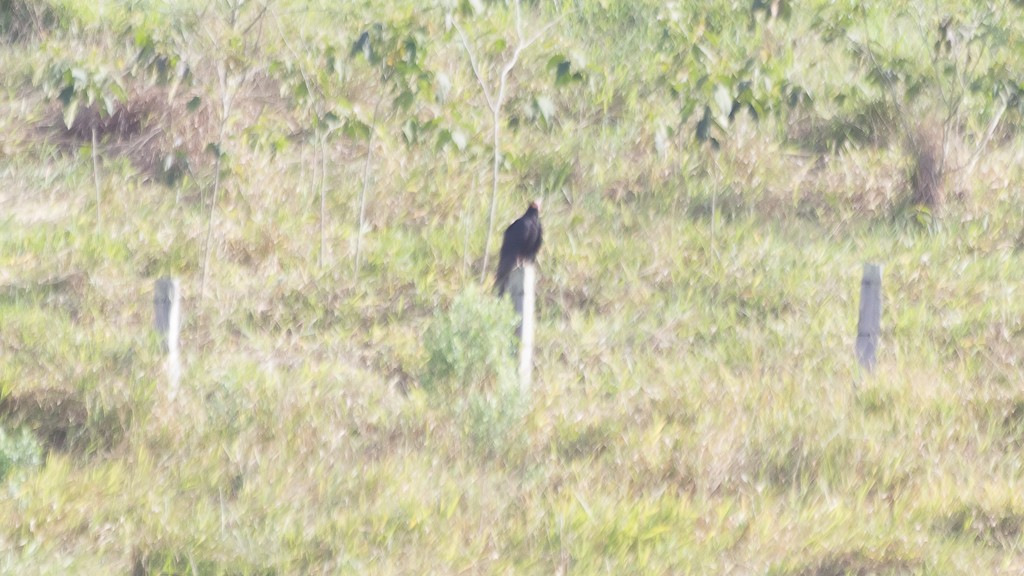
[
  {"x1": 31, "y1": 64, "x2": 45, "y2": 87},
  {"x1": 678, "y1": 99, "x2": 697, "y2": 122},
  {"x1": 435, "y1": 73, "x2": 451, "y2": 104},
  {"x1": 103, "y1": 94, "x2": 117, "y2": 117},
  {"x1": 394, "y1": 90, "x2": 415, "y2": 110},
  {"x1": 555, "y1": 61, "x2": 572, "y2": 86},
  {"x1": 109, "y1": 81, "x2": 127, "y2": 103},
  {"x1": 335, "y1": 97, "x2": 353, "y2": 115},
  {"x1": 655, "y1": 124, "x2": 669, "y2": 155},
  {"x1": 71, "y1": 67, "x2": 89, "y2": 87},
  {"x1": 58, "y1": 86, "x2": 75, "y2": 106},
  {"x1": 416, "y1": 76, "x2": 435, "y2": 104},
  {"x1": 713, "y1": 83, "x2": 732, "y2": 118},
  {"x1": 535, "y1": 96, "x2": 555, "y2": 124},
  {"x1": 344, "y1": 118, "x2": 371, "y2": 141},
  {"x1": 323, "y1": 111, "x2": 342, "y2": 129},
  {"x1": 352, "y1": 30, "x2": 371, "y2": 59},
  {"x1": 696, "y1": 106, "x2": 712, "y2": 142},
  {"x1": 444, "y1": 494, "x2": 461, "y2": 520},
  {"x1": 693, "y1": 43, "x2": 715, "y2": 64},
  {"x1": 187, "y1": 96, "x2": 202, "y2": 112},
  {"x1": 436, "y1": 128, "x2": 468, "y2": 153},
  {"x1": 451, "y1": 129, "x2": 467, "y2": 151},
  {"x1": 747, "y1": 98, "x2": 764, "y2": 120},
  {"x1": 63, "y1": 99, "x2": 79, "y2": 129},
  {"x1": 435, "y1": 129, "x2": 452, "y2": 151},
  {"x1": 641, "y1": 524, "x2": 672, "y2": 541},
  {"x1": 402, "y1": 119, "x2": 418, "y2": 145}
]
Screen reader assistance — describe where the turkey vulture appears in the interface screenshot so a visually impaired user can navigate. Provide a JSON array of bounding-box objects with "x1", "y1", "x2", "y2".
[{"x1": 494, "y1": 200, "x2": 543, "y2": 296}]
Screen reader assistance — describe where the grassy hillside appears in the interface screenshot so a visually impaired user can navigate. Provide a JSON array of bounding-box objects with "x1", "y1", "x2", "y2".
[{"x1": 3, "y1": 0, "x2": 1024, "y2": 573}]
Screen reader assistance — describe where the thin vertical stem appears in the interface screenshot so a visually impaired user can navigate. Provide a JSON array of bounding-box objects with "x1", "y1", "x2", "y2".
[
  {"x1": 301, "y1": 138, "x2": 310, "y2": 201},
  {"x1": 319, "y1": 133, "x2": 327, "y2": 269},
  {"x1": 91, "y1": 127, "x2": 101, "y2": 230},
  {"x1": 456, "y1": 2, "x2": 562, "y2": 284},
  {"x1": 201, "y1": 88, "x2": 229, "y2": 301},
  {"x1": 200, "y1": 147, "x2": 223, "y2": 301},
  {"x1": 481, "y1": 107, "x2": 501, "y2": 283},
  {"x1": 464, "y1": 171, "x2": 478, "y2": 275},
  {"x1": 355, "y1": 88, "x2": 385, "y2": 278}
]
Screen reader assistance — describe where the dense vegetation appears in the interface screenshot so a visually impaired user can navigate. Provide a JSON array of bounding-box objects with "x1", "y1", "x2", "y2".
[{"x1": 2, "y1": 0, "x2": 1024, "y2": 573}]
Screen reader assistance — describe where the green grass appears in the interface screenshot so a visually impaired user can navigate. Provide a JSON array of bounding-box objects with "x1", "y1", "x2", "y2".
[{"x1": 2, "y1": 0, "x2": 1024, "y2": 573}]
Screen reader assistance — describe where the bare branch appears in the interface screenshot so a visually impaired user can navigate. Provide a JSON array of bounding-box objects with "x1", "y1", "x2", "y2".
[
  {"x1": 271, "y1": 8, "x2": 324, "y2": 109},
  {"x1": 496, "y1": 48, "x2": 519, "y2": 109},
  {"x1": 458, "y1": 2, "x2": 568, "y2": 281},
  {"x1": 355, "y1": 84, "x2": 386, "y2": 278},
  {"x1": 241, "y1": 0, "x2": 272, "y2": 36},
  {"x1": 963, "y1": 96, "x2": 1008, "y2": 180},
  {"x1": 453, "y1": 21, "x2": 496, "y2": 112},
  {"x1": 514, "y1": 0, "x2": 523, "y2": 44},
  {"x1": 523, "y1": 11, "x2": 566, "y2": 50},
  {"x1": 494, "y1": 10, "x2": 566, "y2": 112},
  {"x1": 200, "y1": 123, "x2": 226, "y2": 301}
]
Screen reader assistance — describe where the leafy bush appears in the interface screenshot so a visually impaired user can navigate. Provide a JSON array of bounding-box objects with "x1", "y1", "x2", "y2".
[
  {"x1": 0, "y1": 427, "x2": 43, "y2": 483},
  {"x1": 422, "y1": 287, "x2": 525, "y2": 457},
  {"x1": 422, "y1": 287, "x2": 517, "y2": 395},
  {"x1": 33, "y1": 57, "x2": 127, "y2": 131}
]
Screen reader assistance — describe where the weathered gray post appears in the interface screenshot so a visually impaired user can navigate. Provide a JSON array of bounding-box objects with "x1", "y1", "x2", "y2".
[
  {"x1": 507, "y1": 263, "x2": 536, "y2": 392},
  {"x1": 855, "y1": 263, "x2": 882, "y2": 371},
  {"x1": 154, "y1": 278, "x2": 181, "y2": 397}
]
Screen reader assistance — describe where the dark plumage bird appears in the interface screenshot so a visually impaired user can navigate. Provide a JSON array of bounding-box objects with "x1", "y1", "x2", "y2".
[{"x1": 494, "y1": 200, "x2": 543, "y2": 296}]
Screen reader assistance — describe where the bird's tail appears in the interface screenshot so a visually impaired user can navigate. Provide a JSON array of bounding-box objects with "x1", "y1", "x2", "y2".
[{"x1": 494, "y1": 256, "x2": 514, "y2": 296}]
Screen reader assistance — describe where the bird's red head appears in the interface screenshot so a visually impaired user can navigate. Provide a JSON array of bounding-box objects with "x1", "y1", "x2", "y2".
[{"x1": 529, "y1": 199, "x2": 542, "y2": 212}]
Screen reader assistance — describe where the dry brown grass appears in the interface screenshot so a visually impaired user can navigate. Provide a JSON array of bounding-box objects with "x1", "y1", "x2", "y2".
[
  {"x1": 35, "y1": 70, "x2": 294, "y2": 187},
  {"x1": 0, "y1": 0, "x2": 61, "y2": 43},
  {"x1": 907, "y1": 119, "x2": 947, "y2": 210},
  {"x1": 0, "y1": 386, "x2": 86, "y2": 451}
]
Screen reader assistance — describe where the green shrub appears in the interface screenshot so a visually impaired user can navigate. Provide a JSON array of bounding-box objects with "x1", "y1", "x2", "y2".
[
  {"x1": 0, "y1": 427, "x2": 43, "y2": 483},
  {"x1": 422, "y1": 287, "x2": 526, "y2": 457},
  {"x1": 422, "y1": 287, "x2": 517, "y2": 395}
]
